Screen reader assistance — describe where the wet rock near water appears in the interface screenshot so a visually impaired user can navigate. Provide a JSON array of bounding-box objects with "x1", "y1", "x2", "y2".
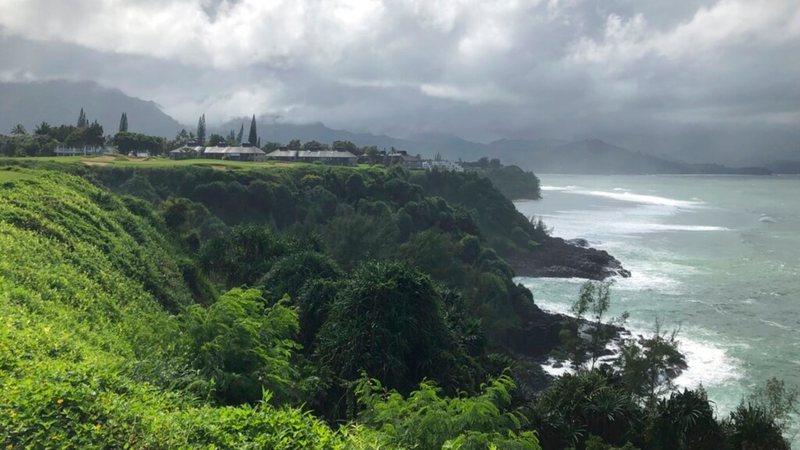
[{"x1": 505, "y1": 236, "x2": 631, "y2": 280}]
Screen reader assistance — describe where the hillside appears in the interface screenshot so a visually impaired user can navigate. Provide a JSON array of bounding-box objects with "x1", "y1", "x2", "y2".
[
  {"x1": 0, "y1": 162, "x2": 557, "y2": 448},
  {"x1": 0, "y1": 167, "x2": 349, "y2": 447},
  {"x1": 0, "y1": 80, "x2": 184, "y2": 137},
  {"x1": 0, "y1": 160, "x2": 791, "y2": 449}
]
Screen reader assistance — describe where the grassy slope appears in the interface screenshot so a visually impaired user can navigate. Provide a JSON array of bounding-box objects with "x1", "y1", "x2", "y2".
[
  {"x1": 1, "y1": 155, "x2": 314, "y2": 169},
  {"x1": 1, "y1": 155, "x2": 389, "y2": 172},
  {"x1": 0, "y1": 170, "x2": 341, "y2": 448}
]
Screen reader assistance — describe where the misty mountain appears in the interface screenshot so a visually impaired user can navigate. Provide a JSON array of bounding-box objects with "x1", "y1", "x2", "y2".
[
  {"x1": 764, "y1": 160, "x2": 800, "y2": 174},
  {"x1": 213, "y1": 118, "x2": 410, "y2": 150},
  {"x1": 0, "y1": 80, "x2": 780, "y2": 174},
  {"x1": 217, "y1": 120, "x2": 711, "y2": 175},
  {"x1": 0, "y1": 80, "x2": 183, "y2": 137},
  {"x1": 493, "y1": 138, "x2": 687, "y2": 174},
  {"x1": 485, "y1": 138, "x2": 771, "y2": 175}
]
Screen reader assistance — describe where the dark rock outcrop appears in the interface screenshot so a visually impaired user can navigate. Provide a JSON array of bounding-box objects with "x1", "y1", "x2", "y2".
[{"x1": 505, "y1": 237, "x2": 630, "y2": 280}]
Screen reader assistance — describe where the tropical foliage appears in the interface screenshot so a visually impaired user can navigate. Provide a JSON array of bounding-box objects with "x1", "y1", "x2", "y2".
[{"x1": 0, "y1": 162, "x2": 793, "y2": 448}]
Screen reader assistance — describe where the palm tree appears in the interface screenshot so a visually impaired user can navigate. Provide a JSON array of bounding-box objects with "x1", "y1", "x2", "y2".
[
  {"x1": 10, "y1": 124, "x2": 26, "y2": 135},
  {"x1": 650, "y1": 389, "x2": 724, "y2": 450}
]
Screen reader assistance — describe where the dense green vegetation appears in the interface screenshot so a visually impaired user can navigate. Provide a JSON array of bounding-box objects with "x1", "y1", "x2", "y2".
[
  {"x1": 0, "y1": 161, "x2": 794, "y2": 448},
  {"x1": 0, "y1": 163, "x2": 548, "y2": 448},
  {"x1": 462, "y1": 157, "x2": 542, "y2": 200}
]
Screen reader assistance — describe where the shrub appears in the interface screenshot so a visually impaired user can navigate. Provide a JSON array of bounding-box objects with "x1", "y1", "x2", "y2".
[
  {"x1": 182, "y1": 288, "x2": 301, "y2": 405},
  {"x1": 349, "y1": 374, "x2": 541, "y2": 450}
]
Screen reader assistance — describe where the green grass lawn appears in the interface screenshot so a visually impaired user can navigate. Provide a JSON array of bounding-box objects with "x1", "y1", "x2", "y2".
[
  {"x1": 0, "y1": 168, "x2": 36, "y2": 183},
  {"x1": 0, "y1": 155, "x2": 385, "y2": 173}
]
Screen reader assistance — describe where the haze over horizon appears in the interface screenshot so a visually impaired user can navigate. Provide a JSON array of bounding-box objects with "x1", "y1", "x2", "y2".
[{"x1": 1, "y1": 0, "x2": 799, "y2": 163}]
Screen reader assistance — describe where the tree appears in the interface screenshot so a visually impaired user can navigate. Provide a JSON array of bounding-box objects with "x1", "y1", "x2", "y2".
[
  {"x1": 302, "y1": 140, "x2": 325, "y2": 151},
  {"x1": 196, "y1": 114, "x2": 206, "y2": 144},
  {"x1": 263, "y1": 141, "x2": 281, "y2": 152},
  {"x1": 183, "y1": 288, "x2": 301, "y2": 405},
  {"x1": 616, "y1": 320, "x2": 687, "y2": 407},
  {"x1": 208, "y1": 133, "x2": 226, "y2": 146},
  {"x1": 323, "y1": 212, "x2": 398, "y2": 270},
  {"x1": 34, "y1": 122, "x2": 51, "y2": 136},
  {"x1": 259, "y1": 251, "x2": 342, "y2": 300},
  {"x1": 113, "y1": 131, "x2": 164, "y2": 155},
  {"x1": 352, "y1": 375, "x2": 540, "y2": 450},
  {"x1": 650, "y1": 388, "x2": 725, "y2": 450},
  {"x1": 119, "y1": 112, "x2": 128, "y2": 132},
  {"x1": 248, "y1": 114, "x2": 257, "y2": 146},
  {"x1": 85, "y1": 120, "x2": 104, "y2": 147},
  {"x1": 77, "y1": 107, "x2": 88, "y2": 127},
  {"x1": 747, "y1": 377, "x2": 799, "y2": 440},
  {"x1": 332, "y1": 140, "x2": 357, "y2": 153},
  {"x1": 173, "y1": 128, "x2": 192, "y2": 146},
  {"x1": 533, "y1": 370, "x2": 641, "y2": 449},
  {"x1": 345, "y1": 172, "x2": 366, "y2": 201},
  {"x1": 365, "y1": 146, "x2": 380, "y2": 164},
  {"x1": 10, "y1": 124, "x2": 26, "y2": 135},
  {"x1": 725, "y1": 403, "x2": 789, "y2": 450},
  {"x1": 287, "y1": 139, "x2": 301, "y2": 150},
  {"x1": 236, "y1": 123, "x2": 244, "y2": 143},
  {"x1": 562, "y1": 281, "x2": 627, "y2": 369},
  {"x1": 198, "y1": 225, "x2": 287, "y2": 288},
  {"x1": 315, "y1": 261, "x2": 464, "y2": 394},
  {"x1": 65, "y1": 128, "x2": 85, "y2": 148}
]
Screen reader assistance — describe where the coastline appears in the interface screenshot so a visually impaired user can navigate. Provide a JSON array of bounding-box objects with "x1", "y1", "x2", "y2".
[{"x1": 504, "y1": 235, "x2": 631, "y2": 280}]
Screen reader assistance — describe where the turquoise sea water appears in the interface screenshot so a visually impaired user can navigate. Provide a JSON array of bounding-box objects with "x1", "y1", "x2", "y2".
[{"x1": 514, "y1": 174, "x2": 800, "y2": 424}]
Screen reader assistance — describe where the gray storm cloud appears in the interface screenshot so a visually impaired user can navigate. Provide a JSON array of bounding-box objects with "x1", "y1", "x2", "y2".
[{"x1": 0, "y1": 0, "x2": 799, "y2": 162}]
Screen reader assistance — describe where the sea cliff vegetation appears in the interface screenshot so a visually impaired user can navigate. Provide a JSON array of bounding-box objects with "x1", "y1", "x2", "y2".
[{"x1": 0, "y1": 161, "x2": 794, "y2": 449}]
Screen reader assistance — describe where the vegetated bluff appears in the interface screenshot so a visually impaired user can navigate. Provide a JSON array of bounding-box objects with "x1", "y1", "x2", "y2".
[{"x1": 0, "y1": 162, "x2": 559, "y2": 448}]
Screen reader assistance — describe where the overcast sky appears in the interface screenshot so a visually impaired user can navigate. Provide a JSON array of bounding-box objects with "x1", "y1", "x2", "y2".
[{"x1": 1, "y1": 0, "x2": 799, "y2": 160}]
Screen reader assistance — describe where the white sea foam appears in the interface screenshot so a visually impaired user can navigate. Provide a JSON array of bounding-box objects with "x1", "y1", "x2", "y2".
[
  {"x1": 642, "y1": 224, "x2": 729, "y2": 232},
  {"x1": 759, "y1": 215, "x2": 777, "y2": 223},
  {"x1": 521, "y1": 282, "x2": 743, "y2": 394},
  {"x1": 673, "y1": 334, "x2": 743, "y2": 390},
  {"x1": 541, "y1": 357, "x2": 574, "y2": 377},
  {"x1": 541, "y1": 185, "x2": 577, "y2": 191},
  {"x1": 622, "y1": 320, "x2": 743, "y2": 393},
  {"x1": 759, "y1": 319, "x2": 792, "y2": 331},
  {"x1": 570, "y1": 190, "x2": 703, "y2": 208},
  {"x1": 614, "y1": 270, "x2": 681, "y2": 291}
]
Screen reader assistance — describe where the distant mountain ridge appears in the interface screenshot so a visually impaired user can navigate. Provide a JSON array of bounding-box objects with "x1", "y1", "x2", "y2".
[
  {"x1": 484, "y1": 138, "x2": 771, "y2": 175},
  {"x1": 0, "y1": 80, "x2": 183, "y2": 137},
  {"x1": 0, "y1": 79, "x2": 782, "y2": 174}
]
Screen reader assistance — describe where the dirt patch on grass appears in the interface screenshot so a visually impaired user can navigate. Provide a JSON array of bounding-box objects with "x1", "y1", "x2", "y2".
[
  {"x1": 84, "y1": 155, "x2": 117, "y2": 162},
  {"x1": 81, "y1": 161, "x2": 110, "y2": 167},
  {"x1": 211, "y1": 164, "x2": 228, "y2": 171}
]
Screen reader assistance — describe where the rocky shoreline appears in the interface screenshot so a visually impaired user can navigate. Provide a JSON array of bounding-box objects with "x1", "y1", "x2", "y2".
[
  {"x1": 501, "y1": 236, "x2": 635, "y2": 391},
  {"x1": 504, "y1": 236, "x2": 631, "y2": 280}
]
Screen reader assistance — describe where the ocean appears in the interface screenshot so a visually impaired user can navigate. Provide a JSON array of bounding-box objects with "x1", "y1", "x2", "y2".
[{"x1": 514, "y1": 174, "x2": 800, "y2": 426}]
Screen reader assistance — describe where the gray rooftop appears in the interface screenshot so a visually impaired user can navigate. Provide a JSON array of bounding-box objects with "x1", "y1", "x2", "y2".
[
  {"x1": 170, "y1": 145, "x2": 201, "y2": 153},
  {"x1": 265, "y1": 150, "x2": 298, "y2": 158},
  {"x1": 203, "y1": 146, "x2": 266, "y2": 155},
  {"x1": 265, "y1": 150, "x2": 357, "y2": 159},
  {"x1": 298, "y1": 150, "x2": 357, "y2": 158}
]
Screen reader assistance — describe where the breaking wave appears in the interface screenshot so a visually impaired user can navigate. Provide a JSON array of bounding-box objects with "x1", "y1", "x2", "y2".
[{"x1": 571, "y1": 190, "x2": 703, "y2": 208}]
